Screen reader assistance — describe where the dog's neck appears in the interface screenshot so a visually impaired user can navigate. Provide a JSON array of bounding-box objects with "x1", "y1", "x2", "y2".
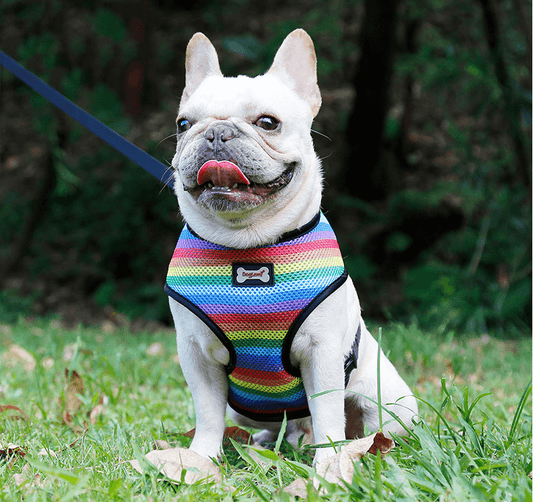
[{"x1": 175, "y1": 171, "x2": 322, "y2": 249}]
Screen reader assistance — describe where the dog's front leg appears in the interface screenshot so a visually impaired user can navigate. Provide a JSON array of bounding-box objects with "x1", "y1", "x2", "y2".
[
  {"x1": 298, "y1": 341, "x2": 346, "y2": 465},
  {"x1": 177, "y1": 333, "x2": 228, "y2": 460},
  {"x1": 172, "y1": 301, "x2": 229, "y2": 461}
]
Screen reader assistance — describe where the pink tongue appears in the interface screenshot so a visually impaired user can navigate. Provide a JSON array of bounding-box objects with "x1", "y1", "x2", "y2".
[{"x1": 197, "y1": 160, "x2": 250, "y2": 187}]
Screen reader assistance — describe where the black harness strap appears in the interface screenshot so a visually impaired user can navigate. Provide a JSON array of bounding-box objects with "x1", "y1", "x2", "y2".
[{"x1": 344, "y1": 323, "x2": 361, "y2": 387}]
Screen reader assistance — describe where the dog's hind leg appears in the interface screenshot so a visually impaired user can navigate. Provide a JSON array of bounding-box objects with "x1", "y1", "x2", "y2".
[{"x1": 344, "y1": 324, "x2": 418, "y2": 437}]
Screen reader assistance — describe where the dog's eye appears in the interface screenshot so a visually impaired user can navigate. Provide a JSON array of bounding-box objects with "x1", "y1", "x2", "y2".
[
  {"x1": 254, "y1": 116, "x2": 280, "y2": 131},
  {"x1": 177, "y1": 117, "x2": 192, "y2": 133}
]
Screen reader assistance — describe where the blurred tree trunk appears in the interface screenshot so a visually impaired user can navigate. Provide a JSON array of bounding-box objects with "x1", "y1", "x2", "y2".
[
  {"x1": 477, "y1": 0, "x2": 531, "y2": 188},
  {"x1": 344, "y1": 0, "x2": 400, "y2": 201}
]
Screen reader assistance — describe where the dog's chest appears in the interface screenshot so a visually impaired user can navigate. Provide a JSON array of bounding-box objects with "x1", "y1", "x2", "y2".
[{"x1": 165, "y1": 212, "x2": 347, "y2": 420}]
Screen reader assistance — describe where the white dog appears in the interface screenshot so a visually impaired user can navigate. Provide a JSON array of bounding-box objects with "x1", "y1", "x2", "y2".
[{"x1": 165, "y1": 29, "x2": 417, "y2": 466}]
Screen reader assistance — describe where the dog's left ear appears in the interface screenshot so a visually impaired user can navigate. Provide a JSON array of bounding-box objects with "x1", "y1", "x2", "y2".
[
  {"x1": 181, "y1": 32, "x2": 223, "y2": 105},
  {"x1": 267, "y1": 29, "x2": 321, "y2": 118}
]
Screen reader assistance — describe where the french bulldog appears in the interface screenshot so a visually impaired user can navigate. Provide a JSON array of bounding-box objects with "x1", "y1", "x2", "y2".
[{"x1": 165, "y1": 29, "x2": 418, "y2": 467}]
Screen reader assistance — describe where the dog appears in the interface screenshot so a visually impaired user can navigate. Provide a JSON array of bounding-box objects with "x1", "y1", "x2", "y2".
[{"x1": 165, "y1": 29, "x2": 417, "y2": 466}]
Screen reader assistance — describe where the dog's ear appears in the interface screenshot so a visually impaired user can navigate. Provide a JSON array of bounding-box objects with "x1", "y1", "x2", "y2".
[
  {"x1": 267, "y1": 29, "x2": 321, "y2": 117},
  {"x1": 181, "y1": 33, "x2": 222, "y2": 105}
]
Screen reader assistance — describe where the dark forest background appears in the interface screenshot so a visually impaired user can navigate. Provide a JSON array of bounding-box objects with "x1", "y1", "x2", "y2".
[{"x1": 0, "y1": 0, "x2": 530, "y2": 335}]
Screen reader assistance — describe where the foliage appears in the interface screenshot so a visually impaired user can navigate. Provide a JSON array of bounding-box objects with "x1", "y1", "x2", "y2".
[
  {"x1": 0, "y1": 320, "x2": 530, "y2": 500},
  {"x1": 0, "y1": 0, "x2": 530, "y2": 331}
]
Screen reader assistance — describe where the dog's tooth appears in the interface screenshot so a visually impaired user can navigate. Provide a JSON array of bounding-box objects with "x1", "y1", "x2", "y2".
[
  {"x1": 207, "y1": 182, "x2": 213, "y2": 188},
  {"x1": 232, "y1": 183, "x2": 238, "y2": 189}
]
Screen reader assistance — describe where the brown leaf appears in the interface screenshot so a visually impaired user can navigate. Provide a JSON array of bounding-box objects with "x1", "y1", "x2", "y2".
[
  {"x1": 153, "y1": 440, "x2": 170, "y2": 450},
  {"x1": 316, "y1": 433, "x2": 396, "y2": 484},
  {"x1": 88, "y1": 396, "x2": 105, "y2": 425},
  {"x1": 0, "y1": 405, "x2": 29, "y2": 422},
  {"x1": 281, "y1": 477, "x2": 309, "y2": 498},
  {"x1": 13, "y1": 463, "x2": 44, "y2": 488},
  {"x1": 63, "y1": 369, "x2": 84, "y2": 415},
  {"x1": 4, "y1": 345, "x2": 35, "y2": 372},
  {"x1": 60, "y1": 370, "x2": 85, "y2": 430},
  {"x1": 129, "y1": 447, "x2": 222, "y2": 484},
  {"x1": 367, "y1": 431, "x2": 394, "y2": 456},
  {"x1": 223, "y1": 426, "x2": 252, "y2": 444},
  {"x1": 0, "y1": 443, "x2": 26, "y2": 470},
  {"x1": 182, "y1": 426, "x2": 251, "y2": 445},
  {"x1": 146, "y1": 342, "x2": 164, "y2": 356}
]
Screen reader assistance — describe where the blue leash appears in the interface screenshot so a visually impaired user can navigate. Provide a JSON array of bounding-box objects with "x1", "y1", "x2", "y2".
[{"x1": 0, "y1": 50, "x2": 174, "y2": 189}]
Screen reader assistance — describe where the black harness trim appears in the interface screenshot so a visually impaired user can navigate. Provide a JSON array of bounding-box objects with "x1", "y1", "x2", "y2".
[{"x1": 344, "y1": 323, "x2": 361, "y2": 387}]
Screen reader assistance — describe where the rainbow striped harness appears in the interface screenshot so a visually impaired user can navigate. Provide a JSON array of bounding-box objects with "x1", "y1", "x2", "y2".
[{"x1": 165, "y1": 213, "x2": 359, "y2": 421}]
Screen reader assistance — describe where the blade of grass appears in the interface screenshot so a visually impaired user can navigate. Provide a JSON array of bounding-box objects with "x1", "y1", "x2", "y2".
[
  {"x1": 274, "y1": 412, "x2": 287, "y2": 455},
  {"x1": 509, "y1": 381, "x2": 532, "y2": 443}
]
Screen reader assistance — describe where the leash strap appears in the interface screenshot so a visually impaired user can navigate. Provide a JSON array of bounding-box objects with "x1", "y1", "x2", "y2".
[{"x1": 0, "y1": 50, "x2": 174, "y2": 189}]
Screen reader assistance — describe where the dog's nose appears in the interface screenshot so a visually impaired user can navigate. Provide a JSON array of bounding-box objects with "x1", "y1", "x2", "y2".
[{"x1": 205, "y1": 122, "x2": 237, "y2": 145}]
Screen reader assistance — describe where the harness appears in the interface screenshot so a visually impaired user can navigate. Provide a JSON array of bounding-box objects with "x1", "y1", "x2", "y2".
[{"x1": 165, "y1": 212, "x2": 360, "y2": 421}]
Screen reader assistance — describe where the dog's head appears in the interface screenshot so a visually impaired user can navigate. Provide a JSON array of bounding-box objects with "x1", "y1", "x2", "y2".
[{"x1": 172, "y1": 29, "x2": 323, "y2": 248}]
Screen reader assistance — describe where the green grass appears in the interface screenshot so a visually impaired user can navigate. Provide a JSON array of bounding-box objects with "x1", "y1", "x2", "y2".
[{"x1": 0, "y1": 319, "x2": 531, "y2": 501}]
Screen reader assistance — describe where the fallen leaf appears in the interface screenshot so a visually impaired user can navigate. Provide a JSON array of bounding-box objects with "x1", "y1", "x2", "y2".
[
  {"x1": 182, "y1": 426, "x2": 251, "y2": 445},
  {"x1": 223, "y1": 426, "x2": 252, "y2": 444},
  {"x1": 315, "y1": 453, "x2": 341, "y2": 483},
  {"x1": 63, "y1": 369, "x2": 84, "y2": 415},
  {"x1": 367, "y1": 431, "x2": 394, "y2": 456},
  {"x1": 281, "y1": 477, "x2": 309, "y2": 498},
  {"x1": 0, "y1": 404, "x2": 29, "y2": 421},
  {"x1": 62, "y1": 344, "x2": 77, "y2": 361},
  {"x1": 4, "y1": 345, "x2": 36, "y2": 372},
  {"x1": 146, "y1": 342, "x2": 164, "y2": 356},
  {"x1": 42, "y1": 357, "x2": 54, "y2": 369},
  {"x1": 0, "y1": 443, "x2": 26, "y2": 470},
  {"x1": 88, "y1": 396, "x2": 105, "y2": 425},
  {"x1": 315, "y1": 433, "x2": 395, "y2": 484},
  {"x1": 13, "y1": 463, "x2": 43, "y2": 488},
  {"x1": 62, "y1": 345, "x2": 92, "y2": 361},
  {"x1": 153, "y1": 440, "x2": 170, "y2": 450},
  {"x1": 130, "y1": 447, "x2": 222, "y2": 484}
]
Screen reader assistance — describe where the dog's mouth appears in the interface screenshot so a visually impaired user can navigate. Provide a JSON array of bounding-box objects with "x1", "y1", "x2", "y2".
[{"x1": 183, "y1": 160, "x2": 295, "y2": 205}]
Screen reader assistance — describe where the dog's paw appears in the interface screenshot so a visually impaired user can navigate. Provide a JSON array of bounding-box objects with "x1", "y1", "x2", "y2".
[{"x1": 252, "y1": 429, "x2": 278, "y2": 445}]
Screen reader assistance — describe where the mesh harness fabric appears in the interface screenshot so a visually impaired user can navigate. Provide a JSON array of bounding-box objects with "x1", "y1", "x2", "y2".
[{"x1": 165, "y1": 212, "x2": 359, "y2": 421}]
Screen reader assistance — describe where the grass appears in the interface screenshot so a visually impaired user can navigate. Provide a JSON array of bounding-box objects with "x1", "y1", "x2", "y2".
[{"x1": 0, "y1": 318, "x2": 531, "y2": 501}]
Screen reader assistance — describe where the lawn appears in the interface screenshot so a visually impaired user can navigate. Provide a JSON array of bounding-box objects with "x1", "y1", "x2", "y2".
[{"x1": 0, "y1": 319, "x2": 531, "y2": 501}]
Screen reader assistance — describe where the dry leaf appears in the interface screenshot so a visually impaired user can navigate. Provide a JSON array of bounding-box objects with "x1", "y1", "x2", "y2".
[
  {"x1": 4, "y1": 345, "x2": 36, "y2": 372},
  {"x1": 367, "y1": 432, "x2": 394, "y2": 456},
  {"x1": 315, "y1": 453, "x2": 342, "y2": 483},
  {"x1": 130, "y1": 447, "x2": 222, "y2": 484},
  {"x1": 146, "y1": 342, "x2": 164, "y2": 356},
  {"x1": 281, "y1": 477, "x2": 309, "y2": 498},
  {"x1": 42, "y1": 357, "x2": 54, "y2": 369},
  {"x1": 63, "y1": 369, "x2": 84, "y2": 415},
  {"x1": 88, "y1": 396, "x2": 105, "y2": 425},
  {"x1": 62, "y1": 345, "x2": 92, "y2": 361},
  {"x1": 13, "y1": 463, "x2": 43, "y2": 488},
  {"x1": 0, "y1": 443, "x2": 26, "y2": 470},
  {"x1": 62, "y1": 344, "x2": 77, "y2": 361},
  {"x1": 182, "y1": 426, "x2": 251, "y2": 445},
  {"x1": 223, "y1": 426, "x2": 252, "y2": 444},
  {"x1": 0, "y1": 404, "x2": 29, "y2": 421},
  {"x1": 315, "y1": 433, "x2": 395, "y2": 484}
]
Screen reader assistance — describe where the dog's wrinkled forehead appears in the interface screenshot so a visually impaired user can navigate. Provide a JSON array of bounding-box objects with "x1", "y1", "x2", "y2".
[{"x1": 179, "y1": 73, "x2": 314, "y2": 126}]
